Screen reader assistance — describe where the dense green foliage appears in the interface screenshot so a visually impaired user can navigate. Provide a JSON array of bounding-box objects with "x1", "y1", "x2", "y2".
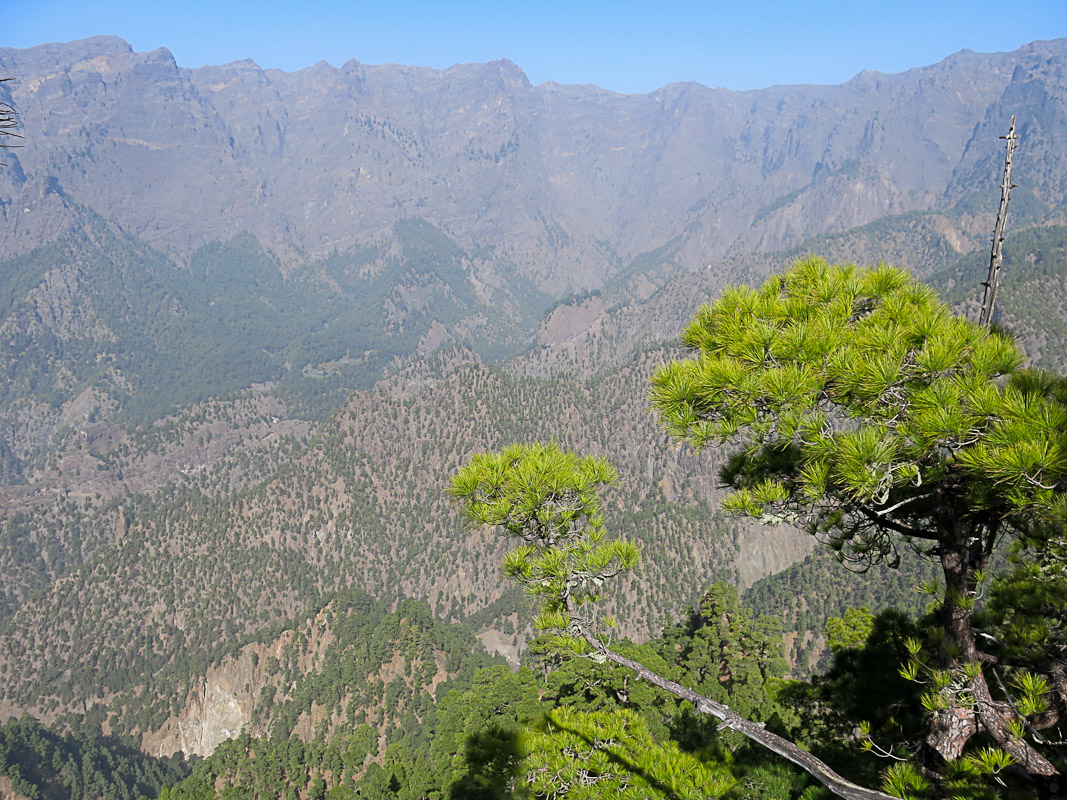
[
  {"x1": 146, "y1": 582, "x2": 824, "y2": 800},
  {"x1": 522, "y1": 708, "x2": 734, "y2": 799},
  {"x1": 0, "y1": 221, "x2": 336, "y2": 427},
  {"x1": 648, "y1": 257, "x2": 1054, "y2": 546},
  {"x1": 743, "y1": 547, "x2": 940, "y2": 673},
  {"x1": 449, "y1": 442, "x2": 639, "y2": 636},
  {"x1": 0, "y1": 716, "x2": 188, "y2": 800}
]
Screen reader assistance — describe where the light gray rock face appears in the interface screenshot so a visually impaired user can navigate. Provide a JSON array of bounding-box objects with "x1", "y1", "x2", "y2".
[
  {"x1": 140, "y1": 643, "x2": 265, "y2": 758},
  {"x1": 173, "y1": 677, "x2": 251, "y2": 757}
]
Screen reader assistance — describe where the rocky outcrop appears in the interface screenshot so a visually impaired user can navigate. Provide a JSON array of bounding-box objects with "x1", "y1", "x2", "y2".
[
  {"x1": 736, "y1": 526, "x2": 815, "y2": 592},
  {"x1": 141, "y1": 609, "x2": 335, "y2": 758},
  {"x1": 136, "y1": 599, "x2": 477, "y2": 760},
  {"x1": 0, "y1": 776, "x2": 31, "y2": 800},
  {"x1": 141, "y1": 644, "x2": 267, "y2": 758}
]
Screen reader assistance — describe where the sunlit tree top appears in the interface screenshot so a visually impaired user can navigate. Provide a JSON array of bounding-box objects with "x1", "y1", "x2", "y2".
[{"x1": 649, "y1": 256, "x2": 1066, "y2": 563}]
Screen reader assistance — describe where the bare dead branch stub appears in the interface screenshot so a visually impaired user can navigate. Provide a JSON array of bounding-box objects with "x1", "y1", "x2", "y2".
[{"x1": 978, "y1": 116, "x2": 1019, "y2": 329}]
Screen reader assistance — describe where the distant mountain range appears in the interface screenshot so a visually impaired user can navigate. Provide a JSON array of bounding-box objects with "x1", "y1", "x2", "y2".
[
  {"x1": 0, "y1": 37, "x2": 1063, "y2": 455},
  {"x1": 0, "y1": 36, "x2": 1066, "y2": 746},
  {"x1": 3, "y1": 36, "x2": 1066, "y2": 281}
]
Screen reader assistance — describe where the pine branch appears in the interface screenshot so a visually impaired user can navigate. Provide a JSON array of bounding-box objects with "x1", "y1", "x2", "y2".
[{"x1": 856, "y1": 504, "x2": 937, "y2": 540}]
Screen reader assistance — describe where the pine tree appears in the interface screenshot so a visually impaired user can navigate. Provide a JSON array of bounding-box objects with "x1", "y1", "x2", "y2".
[
  {"x1": 450, "y1": 442, "x2": 898, "y2": 799},
  {"x1": 649, "y1": 256, "x2": 1066, "y2": 788},
  {"x1": 451, "y1": 258, "x2": 1067, "y2": 797}
]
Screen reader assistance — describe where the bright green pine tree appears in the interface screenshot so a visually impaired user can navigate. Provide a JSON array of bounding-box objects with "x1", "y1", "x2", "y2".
[
  {"x1": 975, "y1": 375, "x2": 1067, "y2": 702},
  {"x1": 648, "y1": 256, "x2": 1067, "y2": 792},
  {"x1": 451, "y1": 442, "x2": 898, "y2": 800},
  {"x1": 448, "y1": 442, "x2": 639, "y2": 640},
  {"x1": 522, "y1": 707, "x2": 734, "y2": 799},
  {"x1": 452, "y1": 259, "x2": 1067, "y2": 798}
]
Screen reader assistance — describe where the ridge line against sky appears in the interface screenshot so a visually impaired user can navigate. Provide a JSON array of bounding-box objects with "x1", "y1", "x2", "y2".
[{"x1": 5, "y1": 0, "x2": 1066, "y2": 95}]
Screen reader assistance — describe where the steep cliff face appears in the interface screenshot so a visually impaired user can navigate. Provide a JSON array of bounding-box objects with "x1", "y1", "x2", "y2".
[
  {"x1": 141, "y1": 641, "x2": 273, "y2": 758},
  {"x1": 3, "y1": 37, "x2": 1064, "y2": 289},
  {"x1": 945, "y1": 48, "x2": 1067, "y2": 221}
]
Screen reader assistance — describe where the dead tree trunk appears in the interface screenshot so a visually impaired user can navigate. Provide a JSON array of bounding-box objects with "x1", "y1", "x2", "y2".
[{"x1": 978, "y1": 115, "x2": 1019, "y2": 329}]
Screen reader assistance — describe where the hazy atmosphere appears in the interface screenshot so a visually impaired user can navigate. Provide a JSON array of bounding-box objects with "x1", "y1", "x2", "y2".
[{"x1": 2, "y1": 4, "x2": 1067, "y2": 800}]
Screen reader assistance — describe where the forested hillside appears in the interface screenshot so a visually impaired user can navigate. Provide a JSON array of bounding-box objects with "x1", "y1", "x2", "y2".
[
  {"x1": 931, "y1": 224, "x2": 1067, "y2": 371},
  {"x1": 0, "y1": 583, "x2": 832, "y2": 800},
  {"x1": 0, "y1": 346, "x2": 811, "y2": 727}
]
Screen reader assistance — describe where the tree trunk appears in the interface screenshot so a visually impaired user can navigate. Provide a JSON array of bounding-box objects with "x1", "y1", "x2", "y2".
[{"x1": 926, "y1": 521, "x2": 1062, "y2": 776}]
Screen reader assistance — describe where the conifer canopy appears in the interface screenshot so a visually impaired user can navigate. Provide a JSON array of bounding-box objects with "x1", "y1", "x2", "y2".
[{"x1": 649, "y1": 256, "x2": 1066, "y2": 565}]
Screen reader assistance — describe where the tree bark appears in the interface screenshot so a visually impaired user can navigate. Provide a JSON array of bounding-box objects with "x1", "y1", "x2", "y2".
[{"x1": 925, "y1": 521, "x2": 1062, "y2": 776}]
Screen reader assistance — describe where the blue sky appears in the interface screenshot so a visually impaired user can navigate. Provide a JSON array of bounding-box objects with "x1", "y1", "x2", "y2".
[{"x1": 5, "y1": 0, "x2": 1065, "y2": 94}]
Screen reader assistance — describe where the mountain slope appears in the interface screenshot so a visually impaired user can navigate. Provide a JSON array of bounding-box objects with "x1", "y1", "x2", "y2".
[
  {"x1": 930, "y1": 224, "x2": 1067, "y2": 371},
  {"x1": 0, "y1": 348, "x2": 807, "y2": 721},
  {"x1": 1, "y1": 35, "x2": 1066, "y2": 752}
]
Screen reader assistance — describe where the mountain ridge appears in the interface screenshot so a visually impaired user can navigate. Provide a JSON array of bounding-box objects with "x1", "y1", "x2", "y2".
[{"x1": 4, "y1": 37, "x2": 1064, "y2": 284}]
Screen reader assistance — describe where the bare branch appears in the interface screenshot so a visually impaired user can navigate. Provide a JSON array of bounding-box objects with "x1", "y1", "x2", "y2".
[
  {"x1": 856, "y1": 504, "x2": 937, "y2": 540},
  {"x1": 978, "y1": 116, "x2": 1019, "y2": 328},
  {"x1": 563, "y1": 596, "x2": 899, "y2": 800}
]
